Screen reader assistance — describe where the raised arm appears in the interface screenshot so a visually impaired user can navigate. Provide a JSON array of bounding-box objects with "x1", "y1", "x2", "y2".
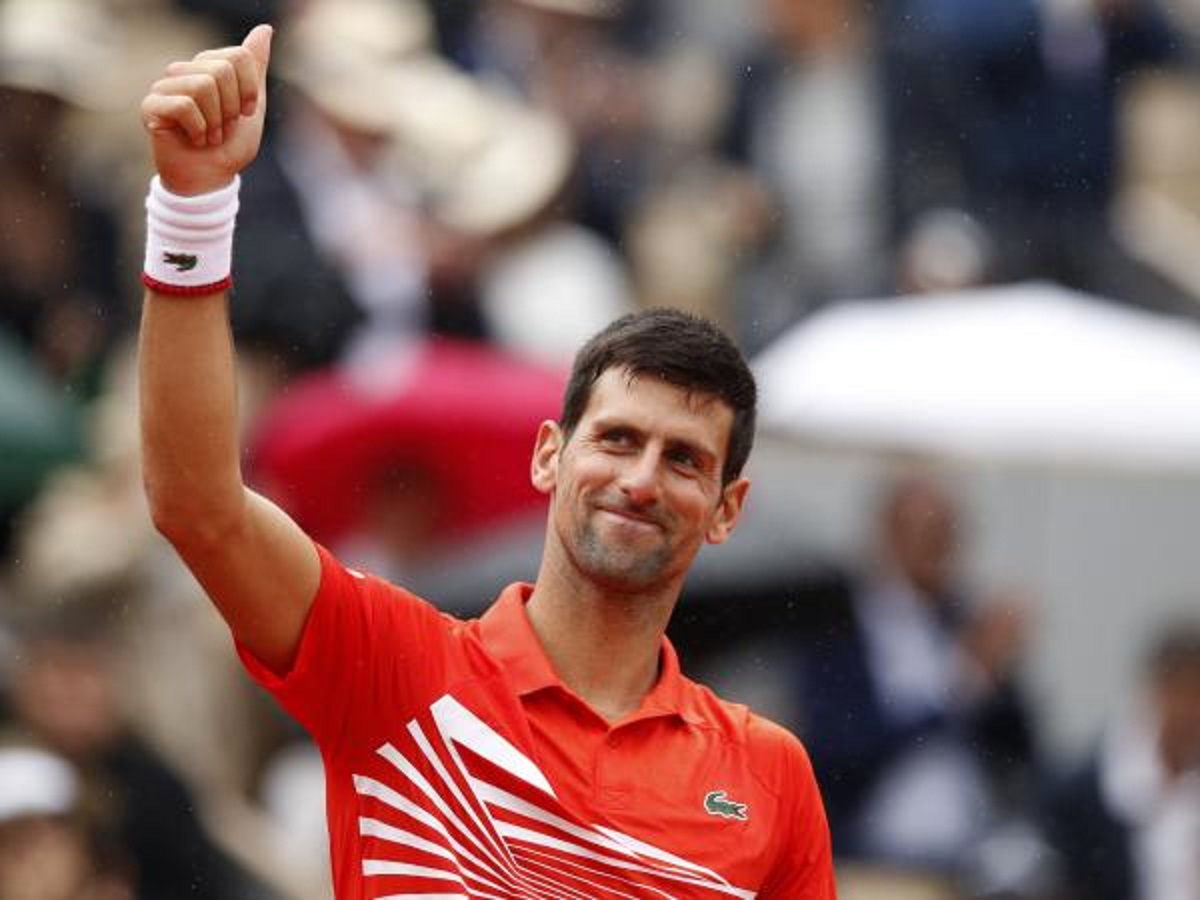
[{"x1": 139, "y1": 25, "x2": 319, "y2": 674}]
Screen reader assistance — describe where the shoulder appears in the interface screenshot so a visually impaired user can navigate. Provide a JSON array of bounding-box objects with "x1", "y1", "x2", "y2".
[
  {"x1": 311, "y1": 544, "x2": 467, "y2": 642},
  {"x1": 681, "y1": 678, "x2": 817, "y2": 789}
]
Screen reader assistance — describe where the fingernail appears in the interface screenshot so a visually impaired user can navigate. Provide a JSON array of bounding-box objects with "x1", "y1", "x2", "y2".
[
  {"x1": 210, "y1": 127, "x2": 223, "y2": 145},
  {"x1": 242, "y1": 99, "x2": 256, "y2": 116}
]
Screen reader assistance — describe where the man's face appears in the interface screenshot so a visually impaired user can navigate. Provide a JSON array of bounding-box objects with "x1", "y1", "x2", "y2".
[
  {"x1": 0, "y1": 817, "x2": 92, "y2": 900},
  {"x1": 14, "y1": 641, "x2": 120, "y2": 760},
  {"x1": 886, "y1": 482, "x2": 959, "y2": 597},
  {"x1": 1156, "y1": 664, "x2": 1200, "y2": 777},
  {"x1": 532, "y1": 368, "x2": 748, "y2": 593}
]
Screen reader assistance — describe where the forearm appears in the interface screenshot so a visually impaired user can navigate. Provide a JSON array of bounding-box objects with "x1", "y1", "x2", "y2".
[
  {"x1": 139, "y1": 287, "x2": 246, "y2": 543},
  {"x1": 137, "y1": 20, "x2": 267, "y2": 541},
  {"x1": 132, "y1": 25, "x2": 320, "y2": 669}
]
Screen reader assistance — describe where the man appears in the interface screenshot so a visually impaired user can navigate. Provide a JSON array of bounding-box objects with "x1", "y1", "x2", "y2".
[
  {"x1": 4, "y1": 611, "x2": 279, "y2": 899},
  {"x1": 1043, "y1": 618, "x2": 1200, "y2": 900},
  {"x1": 137, "y1": 25, "x2": 835, "y2": 899},
  {"x1": 793, "y1": 471, "x2": 1034, "y2": 868}
]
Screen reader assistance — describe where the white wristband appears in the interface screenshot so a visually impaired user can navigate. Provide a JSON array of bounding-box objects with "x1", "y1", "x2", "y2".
[{"x1": 143, "y1": 175, "x2": 240, "y2": 295}]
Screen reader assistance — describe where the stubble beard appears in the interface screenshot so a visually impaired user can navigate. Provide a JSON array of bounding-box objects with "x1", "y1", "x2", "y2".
[{"x1": 570, "y1": 514, "x2": 675, "y2": 592}]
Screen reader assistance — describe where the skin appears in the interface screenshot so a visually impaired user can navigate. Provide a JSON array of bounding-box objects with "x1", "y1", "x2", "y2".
[
  {"x1": 880, "y1": 475, "x2": 959, "y2": 600},
  {"x1": 0, "y1": 818, "x2": 93, "y2": 900},
  {"x1": 140, "y1": 26, "x2": 321, "y2": 678},
  {"x1": 527, "y1": 370, "x2": 749, "y2": 720},
  {"x1": 14, "y1": 641, "x2": 121, "y2": 762},
  {"x1": 137, "y1": 28, "x2": 750, "y2": 720},
  {"x1": 762, "y1": 0, "x2": 865, "y2": 54},
  {"x1": 1155, "y1": 664, "x2": 1200, "y2": 779}
]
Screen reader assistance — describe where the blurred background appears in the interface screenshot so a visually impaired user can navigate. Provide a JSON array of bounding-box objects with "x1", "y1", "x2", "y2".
[{"x1": 2, "y1": 0, "x2": 1200, "y2": 897}]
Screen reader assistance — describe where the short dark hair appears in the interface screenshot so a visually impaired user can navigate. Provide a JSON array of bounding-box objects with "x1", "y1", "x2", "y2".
[{"x1": 560, "y1": 308, "x2": 757, "y2": 484}]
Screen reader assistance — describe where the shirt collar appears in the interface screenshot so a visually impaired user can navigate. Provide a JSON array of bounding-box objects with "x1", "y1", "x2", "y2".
[{"x1": 478, "y1": 584, "x2": 702, "y2": 725}]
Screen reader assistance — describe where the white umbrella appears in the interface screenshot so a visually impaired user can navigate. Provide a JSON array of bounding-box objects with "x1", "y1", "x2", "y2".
[{"x1": 753, "y1": 283, "x2": 1200, "y2": 470}]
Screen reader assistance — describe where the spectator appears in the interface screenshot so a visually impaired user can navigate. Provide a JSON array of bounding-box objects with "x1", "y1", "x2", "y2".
[
  {"x1": 373, "y1": 40, "x2": 631, "y2": 365},
  {"x1": 882, "y1": 0, "x2": 1188, "y2": 311},
  {"x1": 0, "y1": 0, "x2": 127, "y2": 394},
  {"x1": 227, "y1": 0, "x2": 427, "y2": 376},
  {"x1": 722, "y1": 0, "x2": 891, "y2": 343},
  {"x1": 4, "y1": 617, "x2": 281, "y2": 899},
  {"x1": 458, "y1": 0, "x2": 661, "y2": 243},
  {"x1": 234, "y1": 0, "x2": 628, "y2": 379},
  {"x1": 0, "y1": 744, "x2": 134, "y2": 900},
  {"x1": 793, "y1": 470, "x2": 1037, "y2": 872},
  {"x1": 1042, "y1": 617, "x2": 1200, "y2": 900}
]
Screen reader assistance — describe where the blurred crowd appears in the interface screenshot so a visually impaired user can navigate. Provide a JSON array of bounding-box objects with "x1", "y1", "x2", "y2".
[{"x1": 2, "y1": 0, "x2": 1200, "y2": 897}]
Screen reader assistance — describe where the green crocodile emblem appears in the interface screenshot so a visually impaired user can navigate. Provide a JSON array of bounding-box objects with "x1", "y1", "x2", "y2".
[
  {"x1": 703, "y1": 790, "x2": 748, "y2": 821},
  {"x1": 162, "y1": 251, "x2": 198, "y2": 272}
]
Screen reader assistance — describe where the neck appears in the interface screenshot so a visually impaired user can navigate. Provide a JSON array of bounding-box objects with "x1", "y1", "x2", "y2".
[{"x1": 526, "y1": 550, "x2": 678, "y2": 723}]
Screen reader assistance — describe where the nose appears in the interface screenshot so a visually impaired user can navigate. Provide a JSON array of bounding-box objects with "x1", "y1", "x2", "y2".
[{"x1": 617, "y1": 448, "x2": 662, "y2": 506}]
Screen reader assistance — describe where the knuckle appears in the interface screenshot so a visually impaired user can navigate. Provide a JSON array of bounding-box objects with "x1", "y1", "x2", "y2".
[
  {"x1": 189, "y1": 73, "x2": 218, "y2": 100},
  {"x1": 212, "y1": 59, "x2": 236, "y2": 88},
  {"x1": 194, "y1": 45, "x2": 230, "y2": 62}
]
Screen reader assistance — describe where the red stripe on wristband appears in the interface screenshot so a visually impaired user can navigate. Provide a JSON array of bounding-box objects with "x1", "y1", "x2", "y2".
[{"x1": 141, "y1": 272, "x2": 233, "y2": 296}]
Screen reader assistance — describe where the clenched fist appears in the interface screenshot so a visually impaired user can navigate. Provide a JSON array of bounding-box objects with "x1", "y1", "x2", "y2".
[{"x1": 141, "y1": 24, "x2": 273, "y2": 196}]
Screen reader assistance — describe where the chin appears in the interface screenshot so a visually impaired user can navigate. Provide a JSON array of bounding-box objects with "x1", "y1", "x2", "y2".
[{"x1": 575, "y1": 541, "x2": 674, "y2": 593}]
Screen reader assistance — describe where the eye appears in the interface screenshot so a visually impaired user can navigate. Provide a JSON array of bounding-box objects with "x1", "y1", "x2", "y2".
[
  {"x1": 666, "y1": 445, "x2": 700, "y2": 470},
  {"x1": 599, "y1": 427, "x2": 635, "y2": 449}
]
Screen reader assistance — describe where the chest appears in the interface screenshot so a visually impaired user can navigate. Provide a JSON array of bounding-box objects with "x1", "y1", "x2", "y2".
[{"x1": 328, "y1": 685, "x2": 777, "y2": 898}]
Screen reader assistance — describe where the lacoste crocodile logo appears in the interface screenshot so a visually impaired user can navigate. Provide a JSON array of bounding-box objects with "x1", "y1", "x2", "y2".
[
  {"x1": 162, "y1": 251, "x2": 198, "y2": 272},
  {"x1": 703, "y1": 790, "x2": 748, "y2": 821}
]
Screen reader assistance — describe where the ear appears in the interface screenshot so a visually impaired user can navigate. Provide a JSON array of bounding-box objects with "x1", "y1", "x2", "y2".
[
  {"x1": 706, "y1": 477, "x2": 750, "y2": 545},
  {"x1": 530, "y1": 420, "x2": 563, "y2": 495}
]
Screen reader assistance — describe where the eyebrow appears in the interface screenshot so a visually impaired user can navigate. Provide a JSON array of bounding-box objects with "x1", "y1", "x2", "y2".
[
  {"x1": 591, "y1": 417, "x2": 721, "y2": 468},
  {"x1": 666, "y1": 437, "x2": 719, "y2": 471}
]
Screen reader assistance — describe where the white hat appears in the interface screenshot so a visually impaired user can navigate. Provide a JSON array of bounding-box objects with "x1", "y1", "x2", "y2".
[
  {"x1": 0, "y1": 0, "x2": 118, "y2": 107},
  {"x1": 382, "y1": 59, "x2": 576, "y2": 235},
  {"x1": 277, "y1": 0, "x2": 575, "y2": 235},
  {"x1": 0, "y1": 746, "x2": 79, "y2": 822},
  {"x1": 276, "y1": 0, "x2": 434, "y2": 132}
]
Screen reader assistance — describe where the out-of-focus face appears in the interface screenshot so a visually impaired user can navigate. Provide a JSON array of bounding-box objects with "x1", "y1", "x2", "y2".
[
  {"x1": 762, "y1": 0, "x2": 857, "y2": 51},
  {"x1": 1155, "y1": 663, "x2": 1200, "y2": 778},
  {"x1": 532, "y1": 368, "x2": 748, "y2": 594},
  {"x1": 13, "y1": 641, "x2": 120, "y2": 761},
  {"x1": 883, "y1": 479, "x2": 960, "y2": 598},
  {"x1": 0, "y1": 817, "x2": 91, "y2": 900}
]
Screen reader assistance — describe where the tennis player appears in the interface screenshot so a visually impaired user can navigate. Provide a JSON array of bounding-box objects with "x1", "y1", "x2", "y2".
[{"x1": 138, "y1": 25, "x2": 835, "y2": 899}]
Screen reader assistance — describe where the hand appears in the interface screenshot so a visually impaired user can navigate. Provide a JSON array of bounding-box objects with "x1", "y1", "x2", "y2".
[
  {"x1": 140, "y1": 25, "x2": 273, "y2": 196},
  {"x1": 961, "y1": 590, "x2": 1030, "y2": 687}
]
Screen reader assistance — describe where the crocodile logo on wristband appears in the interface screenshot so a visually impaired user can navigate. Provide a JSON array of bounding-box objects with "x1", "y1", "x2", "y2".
[{"x1": 163, "y1": 251, "x2": 198, "y2": 272}]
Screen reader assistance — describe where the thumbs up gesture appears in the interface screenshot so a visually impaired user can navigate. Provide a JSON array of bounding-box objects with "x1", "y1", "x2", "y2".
[{"x1": 141, "y1": 25, "x2": 273, "y2": 196}]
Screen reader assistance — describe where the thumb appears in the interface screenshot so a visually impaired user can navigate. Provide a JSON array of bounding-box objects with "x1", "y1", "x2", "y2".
[{"x1": 243, "y1": 23, "x2": 273, "y2": 87}]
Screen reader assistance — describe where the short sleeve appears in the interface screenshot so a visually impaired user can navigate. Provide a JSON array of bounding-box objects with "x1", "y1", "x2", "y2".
[
  {"x1": 755, "y1": 723, "x2": 838, "y2": 899},
  {"x1": 236, "y1": 542, "x2": 457, "y2": 747}
]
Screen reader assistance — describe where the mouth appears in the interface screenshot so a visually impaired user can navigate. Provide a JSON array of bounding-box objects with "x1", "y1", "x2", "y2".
[{"x1": 595, "y1": 504, "x2": 663, "y2": 531}]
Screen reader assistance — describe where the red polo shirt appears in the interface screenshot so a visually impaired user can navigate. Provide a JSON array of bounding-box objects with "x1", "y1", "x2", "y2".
[{"x1": 239, "y1": 543, "x2": 835, "y2": 899}]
